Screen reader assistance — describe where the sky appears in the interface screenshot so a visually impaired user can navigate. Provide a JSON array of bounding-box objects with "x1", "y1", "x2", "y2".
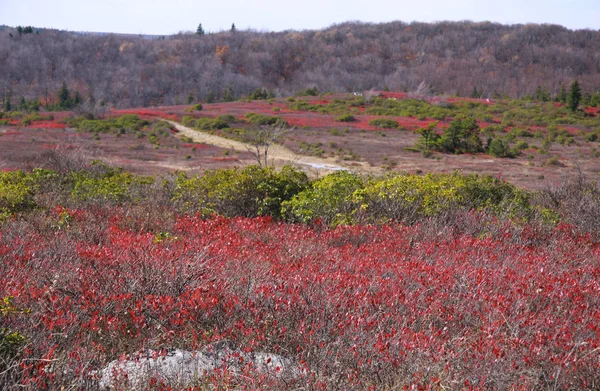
[{"x1": 1, "y1": 0, "x2": 599, "y2": 34}]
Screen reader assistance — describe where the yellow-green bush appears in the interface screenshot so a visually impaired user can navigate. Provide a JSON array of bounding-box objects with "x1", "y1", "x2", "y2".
[
  {"x1": 368, "y1": 118, "x2": 399, "y2": 129},
  {"x1": 245, "y1": 113, "x2": 286, "y2": 126},
  {"x1": 355, "y1": 172, "x2": 531, "y2": 223},
  {"x1": 0, "y1": 297, "x2": 28, "y2": 369},
  {"x1": 69, "y1": 164, "x2": 154, "y2": 203},
  {"x1": 172, "y1": 165, "x2": 308, "y2": 218},
  {"x1": 283, "y1": 171, "x2": 532, "y2": 226},
  {"x1": 68, "y1": 114, "x2": 149, "y2": 134},
  {"x1": 281, "y1": 170, "x2": 364, "y2": 226},
  {"x1": 0, "y1": 169, "x2": 56, "y2": 219},
  {"x1": 0, "y1": 171, "x2": 35, "y2": 220}
]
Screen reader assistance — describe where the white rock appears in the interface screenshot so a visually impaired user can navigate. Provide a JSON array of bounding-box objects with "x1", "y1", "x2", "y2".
[{"x1": 97, "y1": 342, "x2": 300, "y2": 389}]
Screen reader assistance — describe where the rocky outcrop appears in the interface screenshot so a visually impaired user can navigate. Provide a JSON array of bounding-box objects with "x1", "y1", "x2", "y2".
[{"x1": 97, "y1": 341, "x2": 300, "y2": 389}]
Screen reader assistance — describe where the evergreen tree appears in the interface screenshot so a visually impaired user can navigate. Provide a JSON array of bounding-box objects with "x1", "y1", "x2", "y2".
[
  {"x1": 471, "y1": 86, "x2": 481, "y2": 99},
  {"x1": 196, "y1": 23, "x2": 205, "y2": 36},
  {"x1": 205, "y1": 90, "x2": 216, "y2": 103},
  {"x1": 417, "y1": 122, "x2": 440, "y2": 151},
  {"x1": 4, "y1": 93, "x2": 11, "y2": 111},
  {"x1": 556, "y1": 84, "x2": 568, "y2": 104},
  {"x1": 231, "y1": 23, "x2": 236, "y2": 33},
  {"x1": 73, "y1": 91, "x2": 82, "y2": 106},
  {"x1": 439, "y1": 116, "x2": 482, "y2": 154},
  {"x1": 222, "y1": 87, "x2": 234, "y2": 102},
  {"x1": 58, "y1": 82, "x2": 71, "y2": 109},
  {"x1": 567, "y1": 80, "x2": 581, "y2": 112},
  {"x1": 535, "y1": 86, "x2": 551, "y2": 102},
  {"x1": 488, "y1": 138, "x2": 513, "y2": 158}
]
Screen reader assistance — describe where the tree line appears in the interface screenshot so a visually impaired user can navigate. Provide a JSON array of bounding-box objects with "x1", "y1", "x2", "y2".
[{"x1": 1, "y1": 20, "x2": 600, "y2": 109}]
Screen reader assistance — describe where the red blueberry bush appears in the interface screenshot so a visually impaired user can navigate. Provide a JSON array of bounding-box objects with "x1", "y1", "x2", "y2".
[{"x1": 1, "y1": 207, "x2": 599, "y2": 389}]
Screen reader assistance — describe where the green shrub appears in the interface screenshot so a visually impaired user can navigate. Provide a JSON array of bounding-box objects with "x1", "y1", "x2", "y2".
[
  {"x1": 514, "y1": 140, "x2": 529, "y2": 151},
  {"x1": 245, "y1": 113, "x2": 286, "y2": 126},
  {"x1": 173, "y1": 165, "x2": 308, "y2": 218},
  {"x1": 281, "y1": 171, "x2": 363, "y2": 226},
  {"x1": 249, "y1": 88, "x2": 269, "y2": 100},
  {"x1": 0, "y1": 169, "x2": 54, "y2": 219},
  {"x1": 185, "y1": 117, "x2": 230, "y2": 130},
  {"x1": 216, "y1": 114, "x2": 237, "y2": 123},
  {"x1": 354, "y1": 173, "x2": 531, "y2": 223},
  {"x1": 488, "y1": 138, "x2": 515, "y2": 158},
  {"x1": 296, "y1": 87, "x2": 319, "y2": 96},
  {"x1": 67, "y1": 115, "x2": 149, "y2": 135},
  {"x1": 368, "y1": 118, "x2": 399, "y2": 128},
  {"x1": 192, "y1": 103, "x2": 203, "y2": 111},
  {"x1": 1, "y1": 296, "x2": 28, "y2": 370},
  {"x1": 336, "y1": 114, "x2": 356, "y2": 122},
  {"x1": 438, "y1": 116, "x2": 483, "y2": 154},
  {"x1": 69, "y1": 163, "x2": 154, "y2": 203}
]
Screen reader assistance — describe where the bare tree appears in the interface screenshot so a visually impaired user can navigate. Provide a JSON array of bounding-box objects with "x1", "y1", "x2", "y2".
[
  {"x1": 242, "y1": 123, "x2": 289, "y2": 167},
  {"x1": 1, "y1": 21, "x2": 600, "y2": 106}
]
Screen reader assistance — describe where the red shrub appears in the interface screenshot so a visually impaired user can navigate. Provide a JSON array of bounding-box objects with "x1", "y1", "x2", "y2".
[{"x1": 1, "y1": 211, "x2": 599, "y2": 389}]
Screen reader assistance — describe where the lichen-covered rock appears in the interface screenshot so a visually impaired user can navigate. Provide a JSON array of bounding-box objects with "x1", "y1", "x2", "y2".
[{"x1": 97, "y1": 342, "x2": 300, "y2": 389}]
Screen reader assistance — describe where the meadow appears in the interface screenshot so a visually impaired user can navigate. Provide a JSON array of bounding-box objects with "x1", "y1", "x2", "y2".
[{"x1": 1, "y1": 91, "x2": 600, "y2": 389}]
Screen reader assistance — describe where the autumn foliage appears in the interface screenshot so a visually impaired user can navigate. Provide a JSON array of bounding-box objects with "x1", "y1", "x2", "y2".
[
  {"x1": 0, "y1": 210, "x2": 599, "y2": 389},
  {"x1": 0, "y1": 162, "x2": 599, "y2": 389}
]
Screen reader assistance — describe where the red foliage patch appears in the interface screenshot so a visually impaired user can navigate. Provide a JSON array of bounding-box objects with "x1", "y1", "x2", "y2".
[
  {"x1": 2, "y1": 213, "x2": 599, "y2": 388},
  {"x1": 378, "y1": 91, "x2": 408, "y2": 100},
  {"x1": 27, "y1": 121, "x2": 67, "y2": 129}
]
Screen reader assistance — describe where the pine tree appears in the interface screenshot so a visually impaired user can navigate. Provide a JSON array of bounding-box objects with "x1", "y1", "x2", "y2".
[
  {"x1": 535, "y1": 86, "x2": 550, "y2": 102},
  {"x1": 196, "y1": 23, "x2": 205, "y2": 36},
  {"x1": 231, "y1": 23, "x2": 236, "y2": 33},
  {"x1": 58, "y1": 82, "x2": 71, "y2": 109},
  {"x1": 417, "y1": 122, "x2": 440, "y2": 151},
  {"x1": 4, "y1": 93, "x2": 11, "y2": 111},
  {"x1": 556, "y1": 84, "x2": 567, "y2": 104},
  {"x1": 73, "y1": 91, "x2": 82, "y2": 106},
  {"x1": 222, "y1": 87, "x2": 234, "y2": 102},
  {"x1": 567, "y1": 80, "x2": 581, "y2": 112}
]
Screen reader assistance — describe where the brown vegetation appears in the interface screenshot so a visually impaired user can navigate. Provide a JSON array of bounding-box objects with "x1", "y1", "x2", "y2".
[{"x1": 1, "y1": 21, "x2": 600, "y2": 108}]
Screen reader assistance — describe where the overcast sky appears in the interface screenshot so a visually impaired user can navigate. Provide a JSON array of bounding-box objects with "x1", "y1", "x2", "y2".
[{"x1": 1, "y1": 0, "x2": 599, "y2": 34}]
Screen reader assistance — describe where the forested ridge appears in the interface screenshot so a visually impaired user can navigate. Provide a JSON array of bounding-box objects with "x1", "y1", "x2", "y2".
[{"x1": 1, "y1": 20, "x2": 600, "y2": 108}]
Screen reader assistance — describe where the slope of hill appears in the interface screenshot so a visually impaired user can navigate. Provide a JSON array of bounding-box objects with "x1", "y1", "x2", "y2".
[{"x1": 1, "y1": 21, "x2": 600, "y2": 109}]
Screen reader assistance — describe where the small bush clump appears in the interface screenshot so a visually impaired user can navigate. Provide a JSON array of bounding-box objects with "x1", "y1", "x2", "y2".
[{"x1": 368, "y1": 118, "x2": 399, "y2": 128}]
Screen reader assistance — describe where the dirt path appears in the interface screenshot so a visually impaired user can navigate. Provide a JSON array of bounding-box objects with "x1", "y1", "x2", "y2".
[{"x1": 168, "y1": 121, "x2": 376, "y2": 174}]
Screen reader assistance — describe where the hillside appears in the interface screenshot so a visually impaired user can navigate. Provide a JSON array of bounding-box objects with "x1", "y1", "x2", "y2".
[{"x1": 1, "y1": 21, "x2": 600, "y2": 108}]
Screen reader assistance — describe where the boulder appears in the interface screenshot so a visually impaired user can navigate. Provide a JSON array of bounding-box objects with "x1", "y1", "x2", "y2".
[{"x1": 97, "y1": 341, "x2": 300, "y2": 389}]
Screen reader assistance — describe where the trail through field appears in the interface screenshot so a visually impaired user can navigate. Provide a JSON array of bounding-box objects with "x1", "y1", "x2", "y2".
[{"x1": 168, "y1": 120, "x2": 375, "y2": 174}]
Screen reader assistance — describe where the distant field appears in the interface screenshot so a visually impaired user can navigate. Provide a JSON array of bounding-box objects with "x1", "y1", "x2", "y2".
[{"x1": 2, "y1": 91, "x2": 600, "y2": 189}]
